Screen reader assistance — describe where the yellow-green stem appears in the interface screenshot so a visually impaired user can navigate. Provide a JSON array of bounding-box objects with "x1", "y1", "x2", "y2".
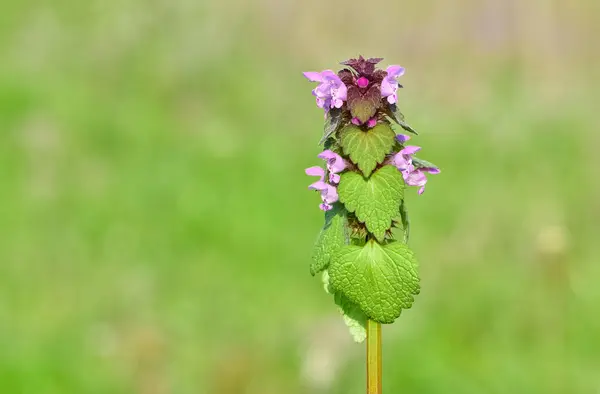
[{"x1": 366, "y1": 319, "x2": 382, "y2": 394}]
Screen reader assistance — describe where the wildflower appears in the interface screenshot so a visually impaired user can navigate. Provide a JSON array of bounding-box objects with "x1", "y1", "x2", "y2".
[
  {"x1": 303, "y1": 70, "x2": 348, "y2": 111},
  {"x1": 305, "y1": 166, "x2": 338, "y2": 211},
  {"x1": 318, "y1": 150, "x2": 347, "y2": 183},
  {"x1": 392, "y1": 145, "x2": 421, "y2": 172},
  {"x1": 404, "y1": 167, "x2": 440, "y2": 195},
  {"x1": 381, "y1": 65, "x2": 405, "y2": 104},
  {"x1": 391, "y1": 139, "x2": 439, "y2": 194},
  {"x1": 305, "y1": 150, "x2": 348, "y2": 211}
]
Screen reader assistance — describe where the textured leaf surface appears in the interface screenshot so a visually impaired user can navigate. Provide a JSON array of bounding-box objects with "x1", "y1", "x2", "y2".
[
  {"x1": 337, "y1": 166, "x2": 404, "y2": 241},
  {"x1": 340, "y1": 124, "x2": 396, "y2": 177},
  {"x1": 387, "y1": 103, "x2": 418, "y2": 134},
  {"x1": 311, "y1": 205, "x2": 348, "y2": 275},
  {"x1": 347, "y1": 86, "x2": 381, "y2": 123},
  {"x1": 322, "y1": 270, "x2": 367, "y2": 342},
  {"x1": 334, "y1": 292, "x2": 367, "y2": 342},
  {"x1": 319, "y1": 108, "x2": 343, "y2": 145},
  {"x1": 329, "y1": 241, "x2": 420, "y2": 324}
]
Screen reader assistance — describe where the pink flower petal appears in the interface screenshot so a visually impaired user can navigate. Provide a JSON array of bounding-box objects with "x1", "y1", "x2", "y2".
[
  {"x1": 380, "y1": 78, "x2": 395, "y2": 97},
  {"x1": 305, "y1": 166, "x2": 325, "y2": 178},
  {"x1": 386, "y1": 65, "x2": 405, "y2": 78},
  {"x1": 321, "y1": 184, "x2": 339, "y2": 204},
  {"x1": 317, "y1": 150, "x2": 337, "y2": 161},
  {"x1": 392, "y1": 153, "x2": 412, "y2": 171},
  {"x1": 405, "y1": 170, "x2": 427, "y2": 187},
  {"x1": 303, "y1": 71, "x2": 323, "y2": 82},
  {"x1": 400, "y1": 145, "x2": 421, "y2": 155},
  {"x1": 308, "y1": 180, "x2": 329, "y2": 191}
]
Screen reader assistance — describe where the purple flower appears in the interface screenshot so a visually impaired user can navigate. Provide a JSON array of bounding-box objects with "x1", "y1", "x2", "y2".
[
  {"x1": 392, "y1": 145, "x2": 421, "y2": 172},
  {"x1": 303, "y1": 70, "x2": 348, "y2": 111},
  {"x1": 396, "y1": 134, "x2": 411, "y2": 144},
  {"x1": 391, "y1": 143, "x2": 439, "y2": 194},
  {"x1": 305, "y1": 150, "x2": 348, "y2": 211},
  {"x1": 318, "y1": 150, "x2": 347, "y2": 184},
  {"x1": 381, "y1": 65, "x2": 405, "y2": 104},
  {"x1": 405, "y1": 167, "x2": 440, "y2": 195},
  {"x1": 305, "y1": 166, "x2": 338, "y2": 211}
]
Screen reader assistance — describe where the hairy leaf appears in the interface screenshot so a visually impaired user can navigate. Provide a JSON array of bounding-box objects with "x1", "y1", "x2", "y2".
[
  {"x1": 412, "y1": 157, "x2": 439, "y2": 171},
  {"x1": 337, "y1": 166, "x2": 404, "y2": 241},
  {"x1": 340, "y1": 124, "x2": 396, "y2": 177},
  {"x1": 329, "y1": 240, "x2": 420, "y2": 324},
  {"x1": 347, "y1": 86, "x2": 381, "y2": 123},
  {"x1": 311, "y1": 205, "x2": 348, "y2": 275},
  {"x1": 322, "y1": 270, "x2": 368, "y2": 342},
  {"x1": 387, "y1": 103, "x2": 418, "y2": 134},
  {"x1": 334, "y1": 292, "x2": 367, "y2": 342},
  {"x1": 319, "y1": 108, "x2": 343, "y2": 145}
]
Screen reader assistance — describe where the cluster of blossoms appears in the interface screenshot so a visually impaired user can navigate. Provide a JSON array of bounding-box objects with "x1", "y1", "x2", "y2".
[
  {"x1": 303, "y1": 57, "x2": 439, "y2": 210},
  {"x1": 305, "y1": 150, "x2": 348, "y2": 211},
  {"x1": 303, "y1": 57, "x2": 435, "y2": 342},
  {"x1": 392, "y1": 134, "x2": 440, "y2": 195}
]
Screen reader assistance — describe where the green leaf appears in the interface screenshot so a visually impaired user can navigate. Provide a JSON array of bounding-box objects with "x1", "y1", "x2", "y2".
[
  {"x1": 339, "y1": 124, "x2": 396, "y2": 177},
  {"x1": 399, "y1": 201, "x2": 410, "y2": 244},
  {"x1": 334, "y1": 292, "x2": 367, "y2": 343},
  {"x1": 387, "y1": 103, "x2": 418, "y2": 134},
  {"x1": 319, "y1": 108, "x2": 343, "y2": 145},
  {"x1": 329, "y1": 240, "x2": 420, "y2": 324},
  {"x1": 322, "y1": 270, "x2": 368, "y2": 343},
  {"x1": 412, "y1": 157, "x2": 439, "y2": 171},
  {"x1": 347, "y1": 86, "x2": 381, "y2": 123},
  {"x1": 322, "y1": 270, "x2": 334, "y2": 294},
  {"x1": 337, "y1": 166, "x2": 404, "y2": 241},
  {"x1": 311, "y1": 205, "x2": 348, "y2": 276}
]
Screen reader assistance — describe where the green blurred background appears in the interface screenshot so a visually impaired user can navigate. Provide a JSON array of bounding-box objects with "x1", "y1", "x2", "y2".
[{"x1": 1, "y1": 0, "x2": 599, "y2": 393}]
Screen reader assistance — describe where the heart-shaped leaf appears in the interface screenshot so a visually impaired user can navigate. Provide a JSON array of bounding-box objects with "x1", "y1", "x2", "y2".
[
  {"x1": 339, "y1": 123, "x2": 396, "y2": 177},
  {"x1": 347, "y1": 85, "x2": 381, "y2": 123},
  {"x1": 329, "y1": 240, "x2": 420, "y2": 324},
  {"x1": 337, "y1": 165, "x2": 404, "y2": 241}
]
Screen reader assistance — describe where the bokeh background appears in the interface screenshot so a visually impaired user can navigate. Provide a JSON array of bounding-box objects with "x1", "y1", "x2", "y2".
[{"x1": 1, "y1": 0, "x2": 599, "y2": 393}]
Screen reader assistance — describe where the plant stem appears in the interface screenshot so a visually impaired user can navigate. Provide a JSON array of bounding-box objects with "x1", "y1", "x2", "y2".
[{"x1": 366, "y1": 319, "x2": 382, "y2": 394}]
